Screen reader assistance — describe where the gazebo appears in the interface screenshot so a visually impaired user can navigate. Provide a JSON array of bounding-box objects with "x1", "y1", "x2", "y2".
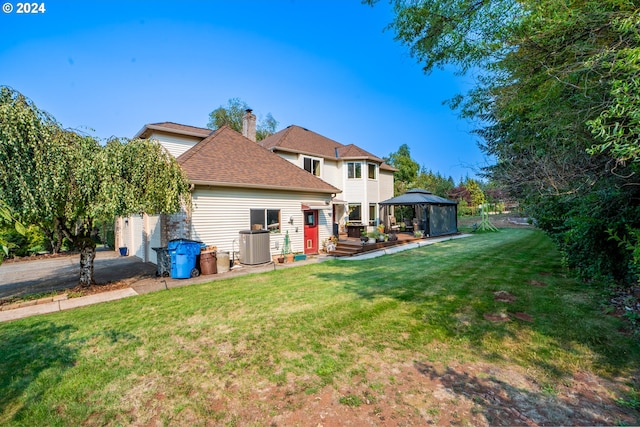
[{"x1": 379, "y1": 189, "x2": 458, "y2": 237}]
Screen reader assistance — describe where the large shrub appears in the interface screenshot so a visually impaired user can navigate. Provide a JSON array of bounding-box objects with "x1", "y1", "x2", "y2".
[
  {"x1": 528, "y1": 187, "x2": 640, "y2": 286},
  {"x1": 0, "y1": 224, "x2": 47, "y2": 257}
]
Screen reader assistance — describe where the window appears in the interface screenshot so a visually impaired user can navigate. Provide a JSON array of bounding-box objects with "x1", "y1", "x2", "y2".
[
  {"x1": 303, "y1": 157, "x2": 321, "y2": 176},
  {"x1": 250, "y1": 209, "x2": 281, "y2": 233},
  {"x1": 348, "y1": 203, "x2": 362, "y2": 222},
  {"x1": 368, "y1": 163, "x2": 377, "y2": 180},
  {"x1": 369, "y1": 203, "x2": 377, "y2": 226},
  {"x1": 305, "y1": 211, "x2": 316, "y2": 226},
  {"x1": 347, "y1": 162, "x2": 362, "y2": 179}
]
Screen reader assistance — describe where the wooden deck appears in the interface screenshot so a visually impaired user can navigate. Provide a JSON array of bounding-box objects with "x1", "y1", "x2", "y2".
[{"x1": 330, "y1": 232, "x2": 425, "y2": 257}]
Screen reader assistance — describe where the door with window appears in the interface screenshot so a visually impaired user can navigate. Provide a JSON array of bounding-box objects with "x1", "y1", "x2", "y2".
[{"x1": 303, "y1": 210, "x2": 318, "y2": 254}]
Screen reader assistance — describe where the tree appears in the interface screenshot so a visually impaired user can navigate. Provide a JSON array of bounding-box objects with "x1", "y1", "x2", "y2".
[
  {"x1": 385, "y1": 143, "x2": 420, "y2": 195},
  {"x1": 415, "y1": 167, "x2": 455, "y2": 199},
  {"x1": 446, "y1": 179, "x2": 487, "y2": 215},
  {"x1": 207, "y1": 98, "x2": 279, "y2": 141},
  {"x1": 369, "y1": 0, "x2": 640, "y2": 286},
  {"x1": 466, "y1": 178, "x2": 485, "y2": 212},
  {"x1": 366, "y1": 0, "x2": 521, "y2": 74},
  {"x1": 0, "y1": 87, "x2": 191, "y2": 287},
  {"x1": 0, "y1": 199, "x2": 25, "y2": 264}
]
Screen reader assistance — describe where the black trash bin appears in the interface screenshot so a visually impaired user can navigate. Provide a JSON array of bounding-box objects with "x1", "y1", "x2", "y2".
[{"x1": 152, "y1": 247, "x2": 170, "y2": 277}]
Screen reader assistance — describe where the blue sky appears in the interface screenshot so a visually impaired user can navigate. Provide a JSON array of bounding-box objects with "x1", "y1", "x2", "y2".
[{"x1": 1, "y1": 0, "x2": 489, "y2": 182}]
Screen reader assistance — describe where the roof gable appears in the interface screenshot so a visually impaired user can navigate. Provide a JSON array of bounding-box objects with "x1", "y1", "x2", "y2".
[
  {"x1": 260, "y1": 125, "x2": 342, "y2": 159},
  {"x1": 134, "y1": 122, "x2": 213, "y2": 140},
  {"x1": 178, "y1": 126, "x2": 339, "y2": 194},
  {"x1": 338, "y1": 144, "x2": 383, "y2": 163},
  {"x1": 260, "y1": 125, "x2": 397, "y2": 171}
]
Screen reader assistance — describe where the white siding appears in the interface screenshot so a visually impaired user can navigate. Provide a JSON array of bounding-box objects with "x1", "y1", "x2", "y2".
[
  {"x1": 148, "y1": 131, "x2": 202, "y2": 158},
  {"x1": 366, "y1": 179, "x2": 379, "y2": 203},
  {"x1": 190, "y1": 187, "x2": 333, "y2": 258},
  {"x1": 119, "y1": 217, "x2": 131, "y2": 250},
  {"x1": 130, "y1": 215, "x2": 144, "y2": 260},
  {"x1": 322, "y1": 159, "x2": 341, "y2": 190},
  {"x1": 379, "y1": 170, "x2": 395, "y2": 201},
  {"x1": 146, "y1": 215, "x2": 162, "y2": 264},
  {"x1": 117, "y1": 214, "x2": 161, "y2": 263},
  {"x1": 368, "y1": 176, "x2": 379, "y2": 224},
  {"x1": 343, "y1": 177, "x2": 365, "y2": 203},
  {"x1": 278, "y1": 151, "x2": 298, "y2": 166},
  {"x1": 269, "y1": 150, "x2": 395, "y2": 229}
]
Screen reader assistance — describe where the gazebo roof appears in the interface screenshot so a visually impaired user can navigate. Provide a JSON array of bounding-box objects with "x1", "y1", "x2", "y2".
[{"x1": 379, "y1": 189, "x2": 458, "y2": 206}]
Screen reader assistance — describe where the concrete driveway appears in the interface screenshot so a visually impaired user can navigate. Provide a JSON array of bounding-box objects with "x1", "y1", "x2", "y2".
[{"x1": 0, "y1": 248, "x2": 157, "y2": 298}]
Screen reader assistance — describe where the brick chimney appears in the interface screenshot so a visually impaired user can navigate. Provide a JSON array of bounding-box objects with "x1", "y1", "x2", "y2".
[{"x1": 242, "y1": 108, "x2": 256, "y2": 142}]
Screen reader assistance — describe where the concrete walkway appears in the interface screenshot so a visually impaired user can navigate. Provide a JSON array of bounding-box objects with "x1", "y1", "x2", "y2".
[{"x1": 0, "y1": 234, "x2": 471, "y2": 323}]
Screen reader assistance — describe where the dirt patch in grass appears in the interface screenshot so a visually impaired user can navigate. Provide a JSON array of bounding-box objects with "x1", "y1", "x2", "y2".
[
  {"x1": 511, "y1": 312, "x2": 534, "y2": 322},
  {"x1": 196, "y1": 360, "x2": 639, "y2": 426},
  {"x1": 528, "y1": 279, "x2": 549, "y2": 287},
  {"x1": 493, "y1": 291, "x2": 516, "y2": 303},
  {"x1": 483, "y1": 313, "x2": 510, "y2": 322}
]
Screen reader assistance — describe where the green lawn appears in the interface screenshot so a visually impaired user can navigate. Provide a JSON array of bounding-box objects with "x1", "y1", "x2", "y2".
[{"x1": 1, "y1": 229, "x2": 638, "y2": 426}]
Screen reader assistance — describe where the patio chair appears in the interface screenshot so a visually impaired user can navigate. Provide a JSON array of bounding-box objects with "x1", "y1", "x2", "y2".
[{"x1": 389, "y1": 216, "x2": 401, "y2": 232}]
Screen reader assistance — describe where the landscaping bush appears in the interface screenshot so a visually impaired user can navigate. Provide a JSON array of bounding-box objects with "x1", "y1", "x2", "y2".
[
  {"x1": 529, "y1": 188, "x2": 640, "y2": 287},
  {"x1": 0, "y1": 224, "x2": 47, "y2": 257}
]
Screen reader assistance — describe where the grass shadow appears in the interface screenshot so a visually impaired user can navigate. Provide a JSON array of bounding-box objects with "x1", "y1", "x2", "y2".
[
  {"x1": 0, "y1": 320, "x2": 79, "y2": 422},
  {"x1": 413, "y1": 360, "x2": 639, "y2": 425},
  {"x1": 315, "y1": 229, "x2": 640, "y2": 380}
]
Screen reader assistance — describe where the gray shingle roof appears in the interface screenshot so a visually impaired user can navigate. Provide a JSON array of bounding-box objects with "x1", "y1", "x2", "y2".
[{"x1": 379, "y1": 189, "x2": 458, "y2": 205}]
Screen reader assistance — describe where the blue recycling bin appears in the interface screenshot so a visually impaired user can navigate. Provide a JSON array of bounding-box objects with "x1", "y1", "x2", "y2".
[{"x1": 168, "y1": 239, "x2": 202, "y2": 279}]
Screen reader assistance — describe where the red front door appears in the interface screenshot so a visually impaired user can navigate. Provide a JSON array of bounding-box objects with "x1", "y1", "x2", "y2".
[{"x1": 303, "y1": 210, "x2": 318, "y2": 254}]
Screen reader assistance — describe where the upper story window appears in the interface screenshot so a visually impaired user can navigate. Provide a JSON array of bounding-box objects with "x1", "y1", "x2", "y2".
[
  {"x1": 303, "y1": 157, "x2": 321, "y2": 176},
  {"x1": 368, "y1": 163, "x2": 377, "y2": 180},
  {"x1": 347, "y1": 162, "x2": 362, "y2": 179}
]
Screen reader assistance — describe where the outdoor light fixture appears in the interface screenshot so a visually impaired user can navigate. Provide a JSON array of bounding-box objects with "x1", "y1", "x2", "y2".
[{"x1": 289, "y1": 216, "x2": 294, "y2": 224}]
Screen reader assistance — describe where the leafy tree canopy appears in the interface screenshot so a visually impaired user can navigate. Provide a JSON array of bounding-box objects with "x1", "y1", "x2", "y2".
[
  {"x1": 207, "y1": 98, "x2": 279, "y2": 141},
  {"x1": 0, "y1": 86, "x2": 191, "y2": 286},
  {"x1": 415, "y1": 167, "x2": 455, "y2": 199},
  {"x1": 369, "y1": 0, "x2": 640, "y2": 286},
  {"x1": 0, "y1": 199, "x2": 25, "y2": 263},
  {"x1": 385, "y1": 143, "x2": 419, "y2": 194}
]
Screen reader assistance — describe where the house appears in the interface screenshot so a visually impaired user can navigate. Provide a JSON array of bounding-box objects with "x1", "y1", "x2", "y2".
[
  {"x1": 259, "y1": 125, "x2": 396, "y2": 233},
  {"x1": 116, "y1": 111, "x2": 395, "y2": 265},
  {"x1": 116, "y1": 114, "x2": 339, "y2": 264}
]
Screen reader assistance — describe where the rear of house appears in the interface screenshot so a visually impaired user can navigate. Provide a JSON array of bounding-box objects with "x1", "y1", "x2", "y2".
[
  {"x1": 259, "y1": 125, "x2": 396, "y2": 234},
  {"x1": 116, "y1": 117, "x2": 339, "y2": 264}
]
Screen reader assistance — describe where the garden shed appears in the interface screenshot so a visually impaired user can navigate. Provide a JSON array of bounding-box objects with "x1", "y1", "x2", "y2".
[{"x1": 380, "y1": 189, "x2": 458, "y2": 237}]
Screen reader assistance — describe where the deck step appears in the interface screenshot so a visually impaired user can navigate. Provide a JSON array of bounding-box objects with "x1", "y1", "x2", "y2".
[
  {"x1": 329, "y1": 239, "x2": 365, "y2": 257},
  {"x1": 329, "y1": 235, "x2": 428, "y2": 257}
]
